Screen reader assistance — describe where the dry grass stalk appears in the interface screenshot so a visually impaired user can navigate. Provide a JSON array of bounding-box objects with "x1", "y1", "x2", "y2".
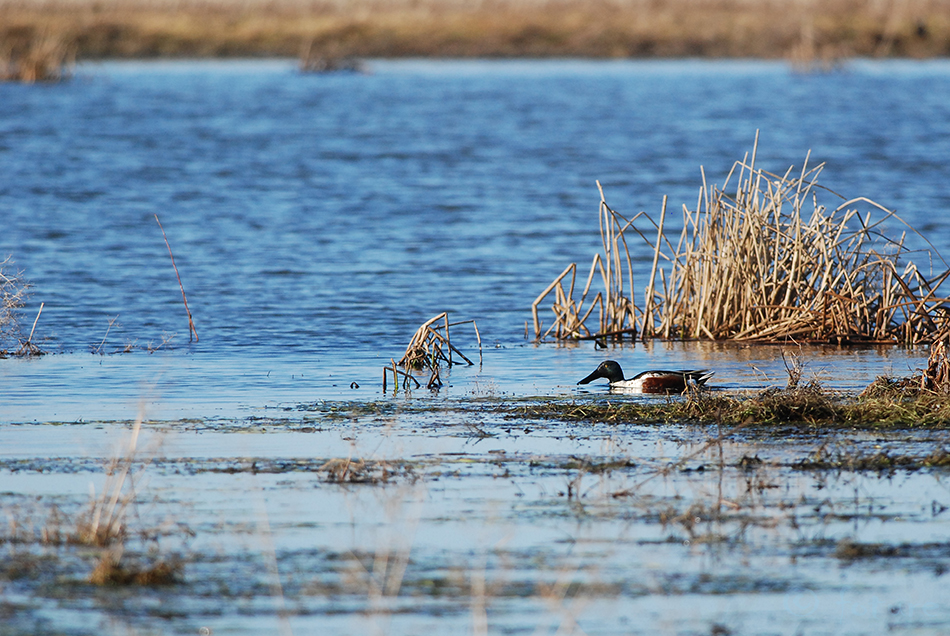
[
  {"x1": 532, "y1": 185, "x2": 642, "y2": 341},
  {"x1": 388, "y1": 312, "x2": 480, "y2": 389},
  {"x1": 786, "y1": 17, "x2": 847, "y2": 73},
  {"x1": 155, "y1": 214, "x2": 198, "y2": 343},
  {"x1": 75, "y1": 414, "x2": 148, "y2": 547},
  {"x1": 299, "y1": 37, "x2": 365, "y2": 73},
  {"x1": 80, "y1": 413, "x2": 184, "y2": 586},
  {"x1": 14, "y1": 301, "x2": 44, "y2": 357}
]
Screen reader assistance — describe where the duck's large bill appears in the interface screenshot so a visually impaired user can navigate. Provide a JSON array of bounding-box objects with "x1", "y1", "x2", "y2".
[{"x1": 577, "y1": 369, "x2": 602, "y2": 385}]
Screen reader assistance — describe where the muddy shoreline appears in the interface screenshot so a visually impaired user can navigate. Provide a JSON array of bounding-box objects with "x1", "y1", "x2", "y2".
[{"x1": 3, "y1": 390, "x2": 950, "y2": 634}]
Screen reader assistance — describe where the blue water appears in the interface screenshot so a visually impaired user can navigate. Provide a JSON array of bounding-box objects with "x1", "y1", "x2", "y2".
[{"x1": 2, "y1": 59, "x2": 950, "y2": 420}]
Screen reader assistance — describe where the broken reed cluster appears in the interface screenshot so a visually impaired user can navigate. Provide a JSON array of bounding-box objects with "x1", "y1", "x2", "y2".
[
  {"x1": 384, "y1": 312, "x2": 481, "y2": 391},
  {"x1": 535, "y1": 142, "x2": 950, "y2": 345}
]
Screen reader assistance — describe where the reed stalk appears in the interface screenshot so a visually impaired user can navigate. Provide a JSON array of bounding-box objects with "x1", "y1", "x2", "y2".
[
  {"x1": 14, "y1": 301, "x2": 44, "y2": 356},
  {"x1": 532, "y1": 186, "x2": 642, "y2": 342},
  {"x1": 155, "y1": 215, "x2": 198, "y2": 343}
]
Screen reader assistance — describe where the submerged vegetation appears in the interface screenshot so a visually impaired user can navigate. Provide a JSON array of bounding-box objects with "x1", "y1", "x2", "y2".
[
  {"x1": 5, "y1": 391, "x2": 950, "y2": 632},
  {"x1": 521, "y1": 335, "x2": 950, "y2": 430},
  {"x1": 519, "y1": 384, "x2": 950, "y2": 430},
  {"x1": 535, "y1": 138, "x2": 950, "y2": 345}
]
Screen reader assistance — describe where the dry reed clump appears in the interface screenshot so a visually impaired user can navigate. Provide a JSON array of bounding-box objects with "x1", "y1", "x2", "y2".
[
  {"x1": 0, "y1": 31, "x2": 73, "y2": 82},
  {"x1": 535, "y1": 137, "x2": 950, "y2": 345},
  {"x1": 0, "y1": 256, "x2": 29, "y2": 352},
  {"x1": 0, "y1": 257, "x2": 44, "y2": 357},
  {"x1": 859, "y1": 338, "x2": 950, "y2": 397},
  {"x1": 385, "y1": 312, "x2": 481, "y2": 390},
  {"x1": 0, "y1": 415, "x2": 185, "y2": 586},
  {"x1": 920, "y1": 339, "x2": 950, "y2": 392},
  {"x1": 648, "y1": 140, "x2": 950, "y2": 344},
  {"x1": 88, "y1": 546, "x2": 181, "y2": 585}
]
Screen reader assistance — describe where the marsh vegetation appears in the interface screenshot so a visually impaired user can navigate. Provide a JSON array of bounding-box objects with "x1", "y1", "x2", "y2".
[
  {"x1": 1, "y1": 0, "x2": 948, "y2": 80},
  {"x1": 0, "y1": 30, "x2": 73, "y2": 82},
  {"x1": 534, "y1": 139, "x2": 950, "y2": 346}
]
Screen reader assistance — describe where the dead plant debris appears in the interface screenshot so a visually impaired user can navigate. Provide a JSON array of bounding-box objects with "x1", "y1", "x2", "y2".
[
  {"x1": 0, "y1": 256, "x2": 44, "y2": 357},
  {"x1": 319, "y1": 457, "x2": 416, "y2": 484}
]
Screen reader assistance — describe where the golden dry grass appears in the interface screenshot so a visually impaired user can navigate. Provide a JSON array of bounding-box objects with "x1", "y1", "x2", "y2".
[
  {"x1": 0, "y1": 0, "x2": 948, "y2": 68},
  {"x1": 535, "y1": 138, "x2": 950, "y2": 345}
]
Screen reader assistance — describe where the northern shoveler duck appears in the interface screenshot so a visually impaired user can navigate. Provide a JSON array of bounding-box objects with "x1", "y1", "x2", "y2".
[{"x1": 577, "y1": 360, "x2": 713, "y2": 393}]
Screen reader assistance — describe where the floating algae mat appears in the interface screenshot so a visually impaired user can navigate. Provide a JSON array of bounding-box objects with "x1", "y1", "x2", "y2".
[{"x1": 2, "y1": 396, "x2": 950, "y2": 635}]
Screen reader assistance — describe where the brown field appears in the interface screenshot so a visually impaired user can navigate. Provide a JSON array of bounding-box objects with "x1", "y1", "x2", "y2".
[{"x1": 1, "y1": 0, "x2": 949, "y2": 64}]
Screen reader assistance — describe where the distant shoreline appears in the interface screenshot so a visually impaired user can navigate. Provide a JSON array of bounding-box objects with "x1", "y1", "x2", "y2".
[{"x1": 2, "y1": 0, "x2": 949, "y2": 63}]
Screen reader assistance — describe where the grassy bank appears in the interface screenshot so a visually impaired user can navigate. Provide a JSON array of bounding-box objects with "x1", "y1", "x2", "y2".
[
  {"x1": 515, "y1": 383, "x2": 950, "y2": 431},
  {"x1": 2, "y1": 0, "x2": 949, "y2": 64}
]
